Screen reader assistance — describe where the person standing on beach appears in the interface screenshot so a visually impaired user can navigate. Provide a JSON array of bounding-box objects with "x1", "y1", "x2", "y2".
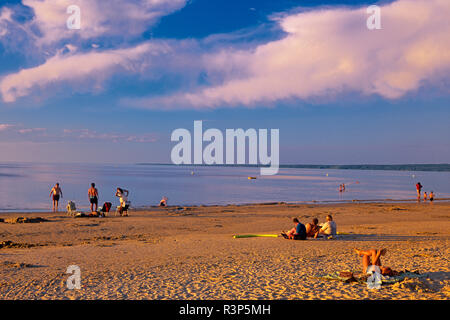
[
  {"x1": 115, "y1": 187, "x2": 129, "y2": 216},
  {"x1": 88, "y1": 183, "x2": 99, "y2": 212},
  {"x1": 423, "y1": 192, "x2": 428, "y2": 202},
  {"x1": 416, "y1": 182, "x2": 423, "y2": 200},
  {"x1": 49, "y1": 183, "x2": 63, "y2": 212}
]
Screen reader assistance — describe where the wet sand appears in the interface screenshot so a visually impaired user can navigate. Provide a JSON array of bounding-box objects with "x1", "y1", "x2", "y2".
[{"x1": 0, "y1": 201, "x2": 449, "y2": 300}]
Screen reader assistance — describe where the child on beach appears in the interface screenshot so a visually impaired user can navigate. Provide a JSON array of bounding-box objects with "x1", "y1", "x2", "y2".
[
  {"x1": 159, "y1": 196, "x2": 168, "y2": 207},
  {"x1": 429, "y1": 191, "x2": 435, "y2": 203},
  {"x1": 423, "y1": 192, "x2": 428, "y2": 201},
  {"x1": 49, "y1": 183, "x2": 63, "y2": 212}
]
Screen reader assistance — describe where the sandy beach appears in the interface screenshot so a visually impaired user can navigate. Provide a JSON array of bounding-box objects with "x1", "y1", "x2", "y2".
[{"x1": 0, "y1": 201, "x2": 448, "y2": 300}]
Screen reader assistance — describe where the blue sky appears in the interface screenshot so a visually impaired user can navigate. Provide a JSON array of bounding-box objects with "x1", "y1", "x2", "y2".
[{"x1": 0, "y1": 0, "x2": 449, "y2": 164}]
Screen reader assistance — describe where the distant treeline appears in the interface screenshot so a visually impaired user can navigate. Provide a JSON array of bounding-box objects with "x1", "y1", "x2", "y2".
[
  {"x1": 278, "y1": 164, "x2": 450, "y2": 172},
  {"x1": 136, "y1": 163, "x2": 450, "y2": 172}
]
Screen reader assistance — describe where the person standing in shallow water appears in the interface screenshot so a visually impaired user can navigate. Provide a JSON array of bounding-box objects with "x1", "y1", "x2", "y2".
[
  {"x1": 416, "y1": 182, "x2": 423, "y2": 200},
  {"x1": 429, "y1": 191, "x2": 435, "y2": 204},
  {"x1": 49, "y1": 183, "x2": 63, "y2": 212},
  {"x1": 88, "y1": 183, "x2": 99, "y2": 212}
]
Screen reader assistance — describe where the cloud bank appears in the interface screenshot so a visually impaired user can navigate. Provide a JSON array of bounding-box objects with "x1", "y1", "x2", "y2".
[
  {"x1": 7, "y1": 0, "x2": 187, "y2": 45},
  {"x1": 0, "y1": 42, "x2": 169, "y2": 102},
  {"x1": 1, "y1": 0, "x2": 449, "y2": 108},
  {"x1": 0, "y1": 0, "x2": 183, "y2": 102},
  {"x1": 128, "y1": 0, "x2": 450, "y2": 109}
]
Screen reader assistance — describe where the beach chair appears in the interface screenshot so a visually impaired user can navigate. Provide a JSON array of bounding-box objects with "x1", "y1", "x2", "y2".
[{"x1": 115, "y1": 201, "x2": 131, "y2": 216}]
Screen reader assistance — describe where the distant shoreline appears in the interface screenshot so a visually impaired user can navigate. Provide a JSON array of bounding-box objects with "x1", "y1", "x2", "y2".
[{"x1": 136, "y1": 163, "x2": 450, "y2": 172}]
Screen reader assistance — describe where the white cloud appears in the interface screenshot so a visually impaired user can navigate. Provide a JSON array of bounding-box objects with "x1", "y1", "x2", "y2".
[
  {"x1": 0, "y1": 7, "x2": 13, "y2": 37},
  {"x1": 22, "y1": 0, "x2": 187, "y2": 45},
  {"x1": 0, "y1": 42, "x2": 170, "y2": 102},
  {"x1": 127, "y1": 0, "x2": 450, "y2": 109},
  {"x1": 0, "y1": 0, "x2": 185, "y2": 102}
]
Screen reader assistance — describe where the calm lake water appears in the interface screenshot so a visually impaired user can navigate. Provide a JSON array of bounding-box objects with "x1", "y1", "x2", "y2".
[{"x1": 0, "y1": 163, "x2": 449, "y2": 212}]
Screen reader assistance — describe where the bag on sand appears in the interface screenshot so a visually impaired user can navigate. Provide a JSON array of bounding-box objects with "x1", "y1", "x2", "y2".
[{"x1": 101, "y1": 202, "x2": 112, "y2": 212}]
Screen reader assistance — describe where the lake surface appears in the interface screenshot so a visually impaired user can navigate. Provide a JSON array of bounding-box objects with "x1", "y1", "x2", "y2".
[{"x1": 0, "y1": 163, "x2": 449, "y2": 212}]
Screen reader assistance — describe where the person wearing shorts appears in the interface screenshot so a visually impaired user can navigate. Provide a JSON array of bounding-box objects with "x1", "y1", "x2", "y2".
[
  {"x1": 49, "y1": 183, "x2": 63, "y2": 212},
  {"x1": 88, "y1": 183, "x2": 99, "y2": 212},
  {"x1": 429, "y1": 191, "x2": 435, "y2": 203}
]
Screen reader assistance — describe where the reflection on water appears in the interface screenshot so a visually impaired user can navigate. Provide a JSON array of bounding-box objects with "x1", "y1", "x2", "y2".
[{"x1": 0, "y1": 163, "x2": 449, "y2": 211}]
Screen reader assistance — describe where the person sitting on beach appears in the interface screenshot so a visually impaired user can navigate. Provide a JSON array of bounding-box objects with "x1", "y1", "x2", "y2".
[
  {"x1": 314, "y1": 215, "x2": 337, "y2": 238},
  {"x1": 88, "y1": 183, "x2": 99, "y2": 213},
  {"x1": 159, "y1": 196, "x2": 168, "y2": 207},
  {"x1": 115, "y1": 188, "x2": 129, "y2": 216},
  {"x1": 281, "y1": 218, "x2": 306, "y2": 240},
  {"x1": 305, "y1": 218, "x2": 321, "y2": 238},
  {"x1": 49, "y1": 183, "x2": 63, "y2": 212},
  {"x1": 354, "y1": 248, "x2": 396, "y2": 276}
]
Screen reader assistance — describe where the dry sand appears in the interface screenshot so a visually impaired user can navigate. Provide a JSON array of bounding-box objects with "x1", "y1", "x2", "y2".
[{"x1": 0, "y1": 201, "x2": 449, "y2": 300}]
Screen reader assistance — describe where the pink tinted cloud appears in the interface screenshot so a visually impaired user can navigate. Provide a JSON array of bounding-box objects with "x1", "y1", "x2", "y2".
[
  {"x1": 21, "y1": 0, "x2": 187, "y2": 45},
  {"x1": 0, "y1": 125, "x2": 157, "y2": 143},
  {"x1": 128, "y1": 0, "x2": 450, "y2": 109},
  {"x1": 63, "y1": 129, "x2": 158, "y2": 143},
  {"x1": 0, "y1": 124, "x2": 15, "y2": 131},
  {"x1": 0, "y1": 42, "x2": 168, "y2": 102}
]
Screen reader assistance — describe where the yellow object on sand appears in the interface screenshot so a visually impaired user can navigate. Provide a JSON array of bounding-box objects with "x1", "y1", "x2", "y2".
[
  {"x1": 233, "y1": 234, "x2": 278, "y2": 238},
  {"x1": 337, "y1": 232, "x2": 350, "y2": 235}
]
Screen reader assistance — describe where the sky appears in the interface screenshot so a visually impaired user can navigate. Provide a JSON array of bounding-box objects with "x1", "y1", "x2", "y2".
[{"x1": 0, "y1": 0, "x2": 449, "y2": 165}]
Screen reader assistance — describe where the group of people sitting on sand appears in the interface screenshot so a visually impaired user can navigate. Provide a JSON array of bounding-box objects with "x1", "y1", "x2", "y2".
[{"x1": 281, "y1": 214, "x2": 337, "y2": 240}]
